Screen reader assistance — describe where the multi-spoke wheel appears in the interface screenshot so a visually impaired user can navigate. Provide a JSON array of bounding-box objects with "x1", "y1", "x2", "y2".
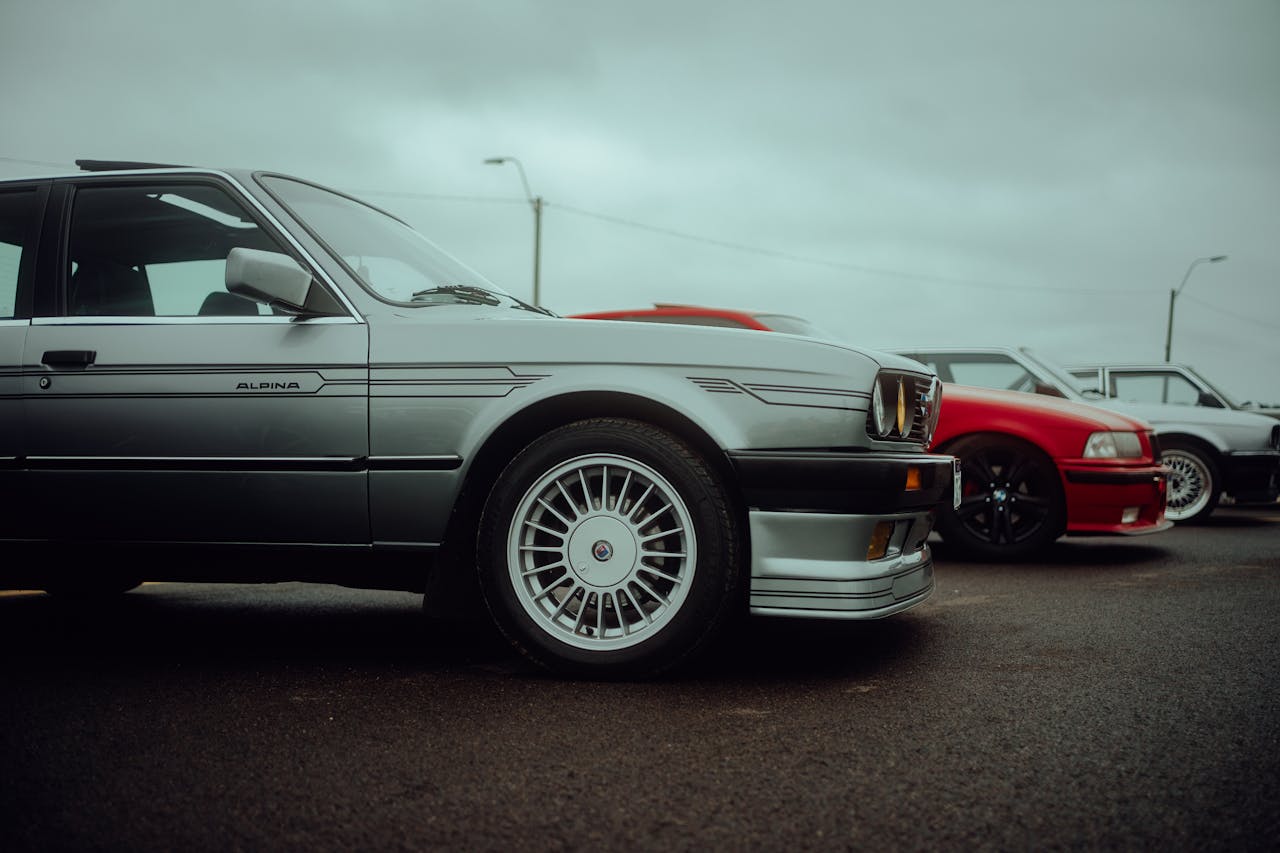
[
  {"x1": 936, "y1": 434, "x2": 1066, "y2": 560},
  {"x1": 478, "y1": 418, "x2": 740, "y2": 677},
  {"x1": 1161, "y1": 439, "x2": 1220, "y2": 524}
]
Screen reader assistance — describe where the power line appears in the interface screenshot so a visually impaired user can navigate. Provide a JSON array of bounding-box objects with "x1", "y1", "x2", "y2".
[
  {"x1": 553, "y1": 202, "x2": 1154, "y2": 295},
  {"x1": 1181, "y1": 294, "x2": 1280, "y2": 332},
  {"x1": 355, "y1": 185, "x2": 1159, "y2": 295},
  {"x1": 351, "y1": 188, "x2": 527, "y2": 205}
]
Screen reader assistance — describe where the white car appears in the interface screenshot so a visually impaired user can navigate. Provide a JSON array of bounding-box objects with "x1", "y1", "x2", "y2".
[
  {"x1": 1066, "y1": 362, "x2": 1280, "y2": 421},
  {"x1": 893, "y1": 347, "x2": 1280, "y2": 524}
]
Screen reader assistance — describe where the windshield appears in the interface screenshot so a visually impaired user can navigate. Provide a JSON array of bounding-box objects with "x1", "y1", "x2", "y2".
[
  {"x1": 1019, "y1": 349, "x2": 1091, "y2": 399},
  {"x1": 1184, "y1": 367, "x2": 1241, "y2": 409},
  {"x1": 260, "y1": 176, "x2": 523, "y2": 308}
]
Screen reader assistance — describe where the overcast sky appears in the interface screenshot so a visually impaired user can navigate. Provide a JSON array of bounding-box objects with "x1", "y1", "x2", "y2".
[{"x1": 3, "y1": 0, "x2": 1278, "y2": 402}]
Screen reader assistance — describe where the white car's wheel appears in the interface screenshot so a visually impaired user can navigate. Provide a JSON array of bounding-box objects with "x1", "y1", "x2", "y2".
[
  {"x1": 478, "y1": 418, "x2": 740, "y2": 677},
  {"x1": 1162, "y1": 440, "x2": 1220, "y2": 524}
]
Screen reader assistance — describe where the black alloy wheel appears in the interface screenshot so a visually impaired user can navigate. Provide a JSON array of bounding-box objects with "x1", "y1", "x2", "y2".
[{"x1": 937, "y1": 434, "x2": 1066, "y2": 560}]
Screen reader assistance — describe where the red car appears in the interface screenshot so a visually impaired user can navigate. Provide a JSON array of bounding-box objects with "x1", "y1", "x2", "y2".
[{"x1": 572, "y1": 306, "x2": 1171, "y2": 558}]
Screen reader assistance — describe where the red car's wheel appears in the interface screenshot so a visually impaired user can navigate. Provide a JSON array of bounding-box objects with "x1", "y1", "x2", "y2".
[{"x1": 937, "y1": 434, "x2": 1066, "y2": 560}]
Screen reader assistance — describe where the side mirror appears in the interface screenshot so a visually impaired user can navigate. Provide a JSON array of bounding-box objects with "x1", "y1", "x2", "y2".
[
  {"x1": 1197, "y1": 391, "x2": 1225, "y2": 409},
  {"x1": 226, "y1": 248, "x2": 313, "y2": 312},
  {"x1": 1032, "y1": 381, "x2": 1066, "y2": 399}
]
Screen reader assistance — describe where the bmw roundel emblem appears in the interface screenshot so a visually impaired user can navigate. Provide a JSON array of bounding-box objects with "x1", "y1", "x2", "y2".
[{"x1": 592, "y1": 540, "x2": 614, "y2": 561}]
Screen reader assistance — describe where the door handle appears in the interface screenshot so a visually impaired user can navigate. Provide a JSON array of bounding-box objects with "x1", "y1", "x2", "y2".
[{"x1": 42, "y1": 350, "x2": 97, "y2": 367}]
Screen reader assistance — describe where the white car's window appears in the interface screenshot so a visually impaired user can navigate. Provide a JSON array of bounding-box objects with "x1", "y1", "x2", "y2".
[
  {"x1": 1111, "y1": 372, "x2": 1203, "y2": 406},
  {"x1": 65, "y1": 183, "x2": 287, "y2": 317},
  {"x1": 0, "y1": 189, "x2": 38, "y2": 318},
  {"x1": 945, "y1": 356, "x2": 1037, "y2": 392}
]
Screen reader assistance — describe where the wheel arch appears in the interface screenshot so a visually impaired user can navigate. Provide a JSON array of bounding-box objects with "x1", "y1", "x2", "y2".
[
  {"x1": 1157, "y1": 431, "x2": 1224, "y2": 465},
  {"x1": 438, "y1": 391, "x2": 742, "y2": 568}
]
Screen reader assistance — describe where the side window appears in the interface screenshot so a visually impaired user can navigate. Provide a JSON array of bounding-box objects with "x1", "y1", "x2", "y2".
[
  {"x1": 66, "y1": 183, "x2": 289, "y2": 317},
  {"x1": 1111, "y1": 372, "x2": 1202, "y2": 406},
  {"x1": 0, "y1": 189, "x2": 38, "y2": 319}
]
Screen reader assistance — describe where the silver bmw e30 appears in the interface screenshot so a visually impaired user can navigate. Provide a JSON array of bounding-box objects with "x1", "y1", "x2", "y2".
[{"x1": 0, "y1": 161, "x2": 953, "y2": 676}]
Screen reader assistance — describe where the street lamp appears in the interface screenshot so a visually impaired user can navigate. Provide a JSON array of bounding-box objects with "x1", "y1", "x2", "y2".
[
  {"x1": 1164, "y1": 255, "x2": 1227, "y2": 362},
  {"x1": 484, "y1": 156, "x2": 543, "y2": 308}
]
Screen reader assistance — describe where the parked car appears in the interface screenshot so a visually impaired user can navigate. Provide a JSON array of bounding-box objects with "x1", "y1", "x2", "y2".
[
  {"x1": 572, "y1": 308, "x2": 1170, "y2": 558},
  {"x1": 574, "y1": 304, "x2": 827, "y2": 336},
  {"x1": 1066, "y1": 362, "x2": 1280, "y2": 421},
  {"x1": 894, "y1": 347, "x2": 1280, "y2": 524},
  {"x1": 0, "y1": 162, "x2": 954, "y2": 677}
]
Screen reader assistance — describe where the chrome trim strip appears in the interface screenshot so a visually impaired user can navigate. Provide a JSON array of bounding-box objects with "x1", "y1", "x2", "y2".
[
  {"x1": 25, "y1": 455, "x2": 365, "y2": 472},
  {"x1": 0, "y1": 319, "x2": 30, "y2": 327},
  {"x1": 19, "y1": 455, "x2": 463, "y2": 472},
  {"x1": 368, "y1": 455, "x2": 463, "y2": 470}
]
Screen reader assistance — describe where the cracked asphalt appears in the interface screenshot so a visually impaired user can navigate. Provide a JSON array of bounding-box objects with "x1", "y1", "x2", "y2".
[{"x1": 2, "y1": 507, "x2": 1277, "y2": 850}]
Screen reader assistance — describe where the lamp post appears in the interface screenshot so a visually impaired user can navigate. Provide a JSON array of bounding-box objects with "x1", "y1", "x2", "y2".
[
  {"x1": 484, "y1": 156, "x2": 543, "y2": 308},
  {"x1": 1164, "y1": 255, "x2": 1227, "y2": 362}
]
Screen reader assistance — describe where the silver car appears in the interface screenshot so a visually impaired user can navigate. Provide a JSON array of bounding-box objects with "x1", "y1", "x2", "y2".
[
  {"x1": 894, "y1": 347, "x2": 1280, "y2": 524},
  {"x1": 0, "y1": 162, "x2": 953, "y2": 676},
  {"x1": 1066, "y1": 362, "x2": 1280, "y2": 421}
]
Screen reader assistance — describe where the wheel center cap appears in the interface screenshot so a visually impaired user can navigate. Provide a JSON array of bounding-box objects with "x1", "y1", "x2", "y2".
[
  {"x1": 993, "y1": 488, "x2": 1008, "y2": 503},
  {"x1": 568, "y1": 517, "x2": 637, "y2": 587}
]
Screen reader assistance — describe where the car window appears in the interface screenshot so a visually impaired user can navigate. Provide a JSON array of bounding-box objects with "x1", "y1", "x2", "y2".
[
  {"x1": 938, "y1": 354, "x2": 1038, "y2": 392},
  {"x1": 65, "y1": 183, "x2": 290, "y2": 317},
  {"x1": 1111, "y1": 372, "x2": 1203, "y2": 406},
  {"x1": 0, "y1": 189, "x2": 38, "y2": 319}
]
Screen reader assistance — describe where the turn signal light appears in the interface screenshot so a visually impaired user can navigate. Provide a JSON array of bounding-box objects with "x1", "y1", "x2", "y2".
[
  {"x1": 867, "y1": 521, "x2": 894, "y2": 560},
  {"x1": 905, "y1": 465, "x2": 922, "y2": 490}
]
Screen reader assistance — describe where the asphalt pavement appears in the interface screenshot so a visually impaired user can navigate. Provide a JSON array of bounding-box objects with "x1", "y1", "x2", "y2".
[{"x1": 2, "y1": 507, "x2": 1278, "y2": 851}]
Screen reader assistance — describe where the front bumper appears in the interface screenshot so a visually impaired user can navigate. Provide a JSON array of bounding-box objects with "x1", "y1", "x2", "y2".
[
  {"x1": 1222, "y1": 450, "x2": 1280, "y2": 503},
  {"x1": 728, "y1": 450, "x2": 955, "y2": 619},
  {"x1": 1059, "y1": 461, "x2": 1169, "y2": 535}
]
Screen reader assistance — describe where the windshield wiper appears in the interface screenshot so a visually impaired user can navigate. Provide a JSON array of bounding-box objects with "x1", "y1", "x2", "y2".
[{"x1": 410, "y1": 285, "x2": 501, "y2": 306}]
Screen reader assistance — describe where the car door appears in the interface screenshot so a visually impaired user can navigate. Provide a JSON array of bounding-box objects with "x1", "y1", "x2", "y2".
[
  {"x1": 23, "y1": 176, "x2": 370, "y2": 544},
  {"x1": 0, "y1": 182, "x2": 49, "y2": 538}
]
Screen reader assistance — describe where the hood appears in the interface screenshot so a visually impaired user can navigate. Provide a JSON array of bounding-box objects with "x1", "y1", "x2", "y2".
[
  {"x1": 945, "y1": 384, "x2": 1152, "y2": 432},
  {"x1": 371, "y1": 308, "x2": 896, "y2": 378},
  {"x1": 1099, "y1": 399, "x2": 1279, "y2": 431}
]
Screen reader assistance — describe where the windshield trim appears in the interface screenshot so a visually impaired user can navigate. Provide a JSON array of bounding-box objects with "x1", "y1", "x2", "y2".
[{"x1": 1017, "y1": 348, "x2": 1089, "y2": 400}]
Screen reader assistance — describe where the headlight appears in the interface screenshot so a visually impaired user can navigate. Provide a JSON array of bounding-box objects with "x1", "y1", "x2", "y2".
[
  {"x1": 921, "y1": 378, "x2": 943, "y2": 447},
  {"x1": 871, "y1": 376, "x2": 893, "y2": 437},
  {"x1": 896, "y1": 376, "x2": 914, "y2": 438},
  {"x1": 1083, "y1": 431, "x2": 1143, "y2": 458}
]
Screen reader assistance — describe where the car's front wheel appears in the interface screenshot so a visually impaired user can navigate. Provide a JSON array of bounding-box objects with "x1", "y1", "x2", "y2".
[
  {"x1": 1161, "y1": 439, "x2": 1220, "y2": 524},
  {"x1": 936, "y1": 434, "x2": 1067, "y2": 560},
  {"x1": 477, "y1": 418, "x2": 740, "y2": 678}
]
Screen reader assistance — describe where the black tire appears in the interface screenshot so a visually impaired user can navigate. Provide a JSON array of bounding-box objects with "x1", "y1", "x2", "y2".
[
  {"x1": 477, "y1": 418, "x2": 741, "y2": 678},
  {"x1": 1160, "y1": 438, "x2": 1221, "y2": 524},
  {"x1": 936, "y1": 434, "x2": 1067, "y2": 560}
]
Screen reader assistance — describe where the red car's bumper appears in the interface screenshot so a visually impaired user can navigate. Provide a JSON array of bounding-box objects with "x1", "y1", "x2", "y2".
[{"x1": 1058, "y1": 460, "x2": 1171, "y2": 535}]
